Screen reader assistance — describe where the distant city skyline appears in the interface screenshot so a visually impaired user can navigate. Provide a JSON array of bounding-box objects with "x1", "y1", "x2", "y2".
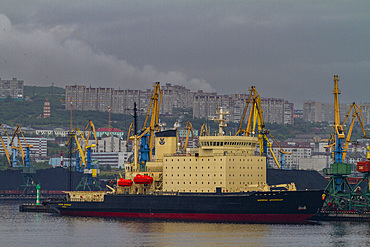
[{"x1": 0, "y1": 1, "x2": 368, "y2": 108}]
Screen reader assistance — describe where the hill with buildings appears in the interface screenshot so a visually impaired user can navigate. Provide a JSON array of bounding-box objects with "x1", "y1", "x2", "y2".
[{"x1": 0, "y1": 82, "x2": 368, "y2": 174}]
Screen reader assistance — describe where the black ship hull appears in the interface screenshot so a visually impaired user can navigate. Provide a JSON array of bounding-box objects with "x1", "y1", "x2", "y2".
[{"x1": 48, "y1": 190, "x2": 325, "y2": 224}]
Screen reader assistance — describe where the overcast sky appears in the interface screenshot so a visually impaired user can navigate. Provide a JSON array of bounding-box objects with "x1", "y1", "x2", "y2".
[{"x1": 0, "y1": 1, "x2": 368, "y2": 108}]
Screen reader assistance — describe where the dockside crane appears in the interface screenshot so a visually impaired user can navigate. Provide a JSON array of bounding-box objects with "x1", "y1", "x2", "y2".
[
  {"x1": 235, "y1": 86, "x2": 285, "y2": 169},
  {"x1": 323, "y1": 75, "x2": 369, "y2": 211},
  {"x1": 66, "y1": 122, "x2": 101, "y2": 191},
  {"x1": 179, "y1": 121, "x2": 194, "y2": 152},
  {"x1": 0, "y1": 124, "x2": 12, "y2": 167},
  {"x1": 9, "y1": 125, "x2": 37, "y2": 194},
  {"x1": 341, "y1": 102, "x2": 367, "y2": 162},
  {"x1": 126, "y1": 122, "x2": 135, "y2": 150},
  {"x1": 132, "y1": 82, "x2": 162, "y2": 172},
  {"x1": 200, "y1": 123, "x2": 209, "y2": 137}
]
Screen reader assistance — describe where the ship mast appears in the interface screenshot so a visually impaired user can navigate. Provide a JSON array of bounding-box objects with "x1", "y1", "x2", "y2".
[{"x1": 210, "y1": 108, "x2": 229, "y2": 136}]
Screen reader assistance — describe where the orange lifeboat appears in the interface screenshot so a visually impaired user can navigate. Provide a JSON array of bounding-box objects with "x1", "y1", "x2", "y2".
[
  {"x1": 134, "y1": 174, "x2": 153, "y2": 185},
  {"x1": 117, "y1": 178, "x2": 133, "y2": 187}
]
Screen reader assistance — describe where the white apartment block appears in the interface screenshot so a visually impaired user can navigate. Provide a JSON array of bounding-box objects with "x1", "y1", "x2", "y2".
[
  {"x1": 0, "y1": 136, "x2": 47, "y2": 158},
  {"x1": 34, "y1": 127, "x2": 70, "y2": 137},
  {"x1": 92, "y1": 152, "x2": 130, "y2": 168}
]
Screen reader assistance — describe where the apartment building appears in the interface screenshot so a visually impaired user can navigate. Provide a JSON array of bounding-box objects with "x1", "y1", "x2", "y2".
[
  {"x1": 0, "y1": 78, "x2": 24, "y2": 99},
  {"x1": 65, "y1": 84, "x2": 296, "y2": 124},
  {"x1": 359, "y1": 103, "x2": 370, "y2": 127},
  {"x1": 303, "y1": 101, "x2": 349, "y2": 123},
  {"x1": 0, "y1": 136, "x2": 47, "y2": 158}
]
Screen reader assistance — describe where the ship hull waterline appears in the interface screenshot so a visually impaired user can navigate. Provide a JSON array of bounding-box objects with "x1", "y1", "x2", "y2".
[{"x1": 49, "y1": 190, "x2": 325, "y2": 224}]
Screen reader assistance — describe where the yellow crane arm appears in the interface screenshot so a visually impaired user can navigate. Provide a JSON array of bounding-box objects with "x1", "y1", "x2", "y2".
[
  {"x1": 126, "y1": 122, "x2": 134, "y2": 146},
  {"x1": 180, "y1": 121, "x2": 194, "y2": 152},
  {"x1": 266, "y1": 138, "x2": 281, "y2": 169},
  {"x1": 65, "y1": 129, "x2": 87, "y2": 167},
  {"x1": 130, "y1": 127, "x2": 150, "y2": 140},
  {"x1": 235, "y1": 89, "x2": 254, "y2": 136},
  {"x1": 141, "y1": 82, "x2": 162, "y2": 159},
  {"x1": 74, "y1": 134, "x2": 87, "y2": 167},
  {"x1": 200, "y1": 123, "x2": 209, "y2": 136},
  {"x1": 10, "y1": 126, "x2": 26, "y2": 164},
  {"x1": 81, "y1": 120, "x2": 98, "y2": 154},
  {"x1": 0, "y1": 135, "x2": 11, "y2": 166},
  {"x1": 0, "y1": 124, "x2": 12, "y2": 167},
  {"x1": 342, "y1": 103, "x2": 368, "y2": 161}
]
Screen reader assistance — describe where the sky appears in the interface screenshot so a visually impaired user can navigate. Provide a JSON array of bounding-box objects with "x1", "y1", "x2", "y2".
[{"x1": 0, "y1": 0, "x2": 368, "y2": 108}]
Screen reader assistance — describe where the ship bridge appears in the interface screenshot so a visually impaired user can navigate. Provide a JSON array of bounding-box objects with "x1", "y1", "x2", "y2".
[{"x1": 198, "y1": 135, "x2": 258, "y2": 157}]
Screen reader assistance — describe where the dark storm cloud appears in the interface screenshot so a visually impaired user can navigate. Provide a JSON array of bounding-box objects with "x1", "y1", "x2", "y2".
[{"x1": 0, "y1": 0, "x2": 368, "y2": 107}]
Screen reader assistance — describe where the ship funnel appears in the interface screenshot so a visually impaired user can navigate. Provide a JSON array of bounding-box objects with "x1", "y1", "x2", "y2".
[{"x1": 154, "y1": 130, "x2": 177, "y2": 161}]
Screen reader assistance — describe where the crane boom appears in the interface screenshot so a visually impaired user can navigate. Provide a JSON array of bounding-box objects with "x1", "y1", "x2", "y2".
[
  {"x1": 0, "y1": 124, "x2": 11, "y2": 167},
  {"x1": 180, "y1": 121, "x2": 194, "y2": 152},
  {"x1": 341, "y1": 103, "x2": 367, "y2": 161},
  {"x1": 141, "y1": 82, "x2": 162, "y2": 160}
]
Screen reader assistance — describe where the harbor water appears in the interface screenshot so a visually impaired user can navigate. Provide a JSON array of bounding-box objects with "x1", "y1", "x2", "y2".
[{"x1": 1, "y1": 201, "x2": 370, "y2": 247}]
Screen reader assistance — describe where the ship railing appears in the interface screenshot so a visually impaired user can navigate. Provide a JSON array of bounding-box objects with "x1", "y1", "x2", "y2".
[
  {"x1": 69, "y1": 198, "x2": 104, "y2": 202},
  {"x1": 162, "y1": 152, "x2": 251, "y2": 157}
]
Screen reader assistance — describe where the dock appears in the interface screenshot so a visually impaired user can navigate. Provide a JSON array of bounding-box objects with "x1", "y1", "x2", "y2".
[
  {"x1": 311, "y1": 210, "x2": 370, "y2": 222},
  {"x1": 19, "y1": 204, "x2": 56, "y2": 213}
]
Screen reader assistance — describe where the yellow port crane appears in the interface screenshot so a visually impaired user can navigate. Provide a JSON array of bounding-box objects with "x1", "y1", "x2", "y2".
[
  {"x1": 127, "y1": 82, "x2": 162, "y2": 172},
  {"x1": 200, "y1": 122, "x2": 209, "y2": 136},
  {"x1": 66, "y1": 129, "x2": 87, "y2": 168},
  {"x1": 341, "y1": 102, "x2": 367, "y2": 161},
  {"x1": 179, "y1": 121, "x2": 194, "y2": 152},
  {"x1": 81, "y1": 120, "x2": 98, "y2": 154},
  {"x1": 235, "y1": 86, "x2": 261, "y2": 136},
  {"x1": 9, "y1": 125, "x2": 36, "y2": 193},
  {"x1": 0, "y1": 124, "x2": 12, "y2": 167},
  {"x1": 235, "y1": 86, "x2": 286, "y2": 169},
  {"x1": 140, "y1": 82, "x2": 162, "y2": 160},
  {"x1": 126, "y1": 122, "x2": 135, "y2": 148},
  {"x1": 10, "y1": 125, "x2": 34, "y2": 167},
  {"x1": 325, "y1": 101, "x2": 367, "y2": 162}
]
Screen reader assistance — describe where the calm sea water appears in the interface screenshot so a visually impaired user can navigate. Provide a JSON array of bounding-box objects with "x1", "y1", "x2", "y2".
[{"x1": 1, "y1": 201, "x2": 370, "y2": 247}]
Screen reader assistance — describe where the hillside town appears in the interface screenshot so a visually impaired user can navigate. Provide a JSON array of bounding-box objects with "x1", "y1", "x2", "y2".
[{"x1": 0, "y1": 77, "x2": 369, "y2": 173}]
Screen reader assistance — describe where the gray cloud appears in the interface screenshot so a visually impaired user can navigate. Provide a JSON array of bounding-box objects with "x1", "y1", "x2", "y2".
[
  {"x1": 0, "y1": 1, "x2": 369, "y2": 107},
  {"x1": 0, "y1": 12, "x2": 214, "y2": 92}
]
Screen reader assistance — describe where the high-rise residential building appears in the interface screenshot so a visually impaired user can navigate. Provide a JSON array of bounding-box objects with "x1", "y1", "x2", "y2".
[
  {"x1": 65, "y1": 83, "x2": 297, "y2": 124},
  {"x1": 303, "y1": 101, "x2": 322, "y2": 122},
  {"x1": 359, "y1": 103, "x2": 370, "y2": 127},
  {"x1": 261, "y1": 98, "x2": 285, "y2": 124},
  {"x1": 84, "y1": 87, "x2": 98, "y2": 111},
  {"x1": 161, "y1": 87, "x2": 176, "y2": 116},
  {"x1": 0, "y1": 78, "x2": 24, "y2": 99},
  {"x1": 228, "y1": 94, "x2": 294, "y2": 125},
  {"x1": 284, "y1": 101, "x2": 294, "y2": 125},
  {"x1": 43, "y1": 98, "x2": 51, "y2": 118},
  {"x1": 303, "y1": 101, "x2": 349, "y2": 123},
  {"x1": 193, "y1": 92, "x2": 221, "y2": 119},
  {"x1": 65, "y1": 85, "x2": 86, "y2": 110}
]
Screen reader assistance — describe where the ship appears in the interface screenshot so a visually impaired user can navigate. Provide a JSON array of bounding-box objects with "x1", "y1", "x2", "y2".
[
  {"x1": 47, "y1": 109, "x2": 325, "y2": 223},
  {"x1": 47, "y1": 83, "x2": 325, "y2": 223}
]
